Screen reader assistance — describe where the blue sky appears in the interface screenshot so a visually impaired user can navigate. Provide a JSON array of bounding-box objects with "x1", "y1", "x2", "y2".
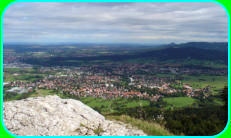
[{"x1": 3, "y1": 2, "x2": 228, "y2": 44}]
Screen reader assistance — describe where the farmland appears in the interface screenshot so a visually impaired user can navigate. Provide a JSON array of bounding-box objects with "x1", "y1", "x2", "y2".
[{"x1": 163, "y1": 97, "x2": 199, "y2": 109}]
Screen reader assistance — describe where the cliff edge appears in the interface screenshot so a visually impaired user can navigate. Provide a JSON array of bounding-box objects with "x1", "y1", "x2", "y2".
[{"x1": 3, "y1": 95, "x2": 146, "y2": 136}]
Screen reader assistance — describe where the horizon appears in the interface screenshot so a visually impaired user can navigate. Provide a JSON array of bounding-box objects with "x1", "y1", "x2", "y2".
[{"x1": 3, "y1": 41, "x2": 229, "y2": 46}]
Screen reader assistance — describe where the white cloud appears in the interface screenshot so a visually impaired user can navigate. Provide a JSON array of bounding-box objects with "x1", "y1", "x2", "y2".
[{"x1": 3, "y1": 2, "x2": 228, "y2": 44}]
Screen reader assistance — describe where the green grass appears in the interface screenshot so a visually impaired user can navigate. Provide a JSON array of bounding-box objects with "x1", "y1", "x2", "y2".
[
  {"x1": 211, "y1": 98, "x2": 224, "y2": 106},
  {"x1": 163, "y1": 97, "x2": 199, "y2": 109},
  {"x1": 78, "y1": 97, "x2": 150, "y2": 114},
  {"x1": 31, "y1": 52, "x2": 49, "y2": 57},
  {"x1": 4, "y1": 68, "x2": 35, "y2": 73},
  {"x1": 3, "y1": 68, "x2": 48, "y2": 82},
  {"x1": 213, "y1": 99, "x2": 224, "y2": 106},
  {"x1": 180, "y1": 74, "x2": 227, "y2": 95},
  {"x1": 125, "y1": 100, "x2": 150, "y2": 108},
  {"x1": 155, "y1": 73, "x2": 176, "y2": 78},
  {"x1": 4, "y1": 73, "x2": 45, "y2": 82},
  {"x1": 182, "y1": 59, "x2": 227, "y2": 69},
  {"x1": 161, "y1": 59, "x2": 227, "y2": 69},
  {"x1": 30, "y1": 89, "x2": 58, "y2": 97},
  {"x1": 3, "y1": 89, "x2": 58, "y2": 101},
  {"x1": 3, "y1": 91, "x2": 36, "y2": 102},
  {"x1": 106, "y1": 115, "x2": 174, "y2": 136},
  {"x1": 93, "y1": 127, "x2": 104, "y2": 135}
]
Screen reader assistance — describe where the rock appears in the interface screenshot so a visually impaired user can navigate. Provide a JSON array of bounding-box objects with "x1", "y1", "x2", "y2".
[{"x1": 3, "y1": 95, "x2": 147, "y2": 136}]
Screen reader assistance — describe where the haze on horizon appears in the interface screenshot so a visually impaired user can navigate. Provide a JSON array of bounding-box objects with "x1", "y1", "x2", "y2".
[{"x1": 3, "y1": 2, "x2": 228, "y2": 44}]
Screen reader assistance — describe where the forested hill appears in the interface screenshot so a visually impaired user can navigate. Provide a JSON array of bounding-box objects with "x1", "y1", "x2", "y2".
[
  {"x1": 22, "y1": 42, "x2": 228, "y2": 67},
  {"x1": 166, "y1": 42, "x2": 228, "y2": 51},
  {"x1": 142, "y1": 47, "x2": 227, "y2": 63}
]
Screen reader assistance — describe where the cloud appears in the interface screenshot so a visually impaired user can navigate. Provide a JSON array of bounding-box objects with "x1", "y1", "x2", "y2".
[{"x1": 3, "y1": 2, "x2": 228, "y2": 44}]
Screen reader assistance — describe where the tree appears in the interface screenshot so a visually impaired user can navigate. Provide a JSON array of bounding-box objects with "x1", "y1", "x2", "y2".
[{"x1": 221, "y1": 86, "x2": 228, "y2": 120}]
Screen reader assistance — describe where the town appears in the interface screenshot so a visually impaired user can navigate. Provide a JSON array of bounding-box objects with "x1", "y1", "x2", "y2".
[{"x1": 4, "y1": 63, "x2": 225, "y2": 102}]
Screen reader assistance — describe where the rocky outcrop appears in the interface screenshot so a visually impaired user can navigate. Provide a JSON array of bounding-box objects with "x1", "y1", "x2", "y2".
[{"x1": 3, "y1": 95, "x2": 146, "y2": 136}]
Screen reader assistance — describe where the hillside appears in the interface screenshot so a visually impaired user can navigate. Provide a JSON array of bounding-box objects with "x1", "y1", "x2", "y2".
[
  {"x1": 22, "y1": 43, "x2": 228, "y2": 67},
  {"x1": 171, "y1": 42, "x2": 228, "y2": 51}
]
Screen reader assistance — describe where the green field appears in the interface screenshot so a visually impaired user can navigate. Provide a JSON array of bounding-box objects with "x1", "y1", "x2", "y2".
[
  {"x1": 181, "y1": 74, "x2": 227, "y2": 94},
  {"x1": 153, "y1": 73, "x2": 227, "y2": 95},
  {"x1": 75, "y1": 97, "x2": 150, "y2": 114},
  {"x1": 4, "y1": 68, "x2": 35, "y2": 73},
  {"x1": 182, "y1": 59, "x2": 227, "y2": 69},
  {"x1": 211, "y1": 98, "x2": 224, "y2": 106},
  {"x1": 154, "y1": 73, "x2": 176, "y2": 78},
  {"x1": 30, "y1": 89, "x2": 57, "y2": 97},
  {"x1": 161, "y1": 59, "x2": 227, "y2": 69},
  {"x1": 163, "y1": 97, "x2": 199, "y2": 109},
  {"x1": 4, "y1": 73, "x2": 45, "y2": 82},
  {"x1": 3, "y1": 68, "x2": 50, "y2": 82},
  {"x1": 3, "y1": 89, "x2": 58, "y2": 102}
]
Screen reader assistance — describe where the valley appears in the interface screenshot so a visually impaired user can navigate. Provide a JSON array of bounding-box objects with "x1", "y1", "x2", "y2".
[{"x1": 3, "y1": 42, "x2": 228, "y2": 136}]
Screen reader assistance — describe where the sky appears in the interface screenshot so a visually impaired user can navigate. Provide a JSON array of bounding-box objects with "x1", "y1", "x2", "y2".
[{"x1": 3, "y1": 2, "x2": 228, "y2": 44}]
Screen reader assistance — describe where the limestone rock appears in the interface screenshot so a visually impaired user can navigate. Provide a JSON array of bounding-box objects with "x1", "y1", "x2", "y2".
[{"x1": 3, "y1": 95, "x2": 146, "y2": 136}]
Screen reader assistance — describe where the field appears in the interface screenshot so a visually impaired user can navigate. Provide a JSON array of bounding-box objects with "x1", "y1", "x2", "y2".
[
  {"x1": 182, "y1": 59, "x2": 227, "y2": 69},
  {"x1": 4, "y1": 73, "x2": 44, "y2": 82},
  {"x1": 181, "y1": 74, "x2": 227, "y2": 94},
  {"x1": 163, "y1": 97, "x2": 199, "y2": 109},
  {"x1": 161, "y1": 59, "x2": 227, "y2": 69},
  {"x1": 4, "y1": 68, "x2": 39, "y2": 82},
  {"x1": 3, "y1": 89, "x2": 58, "y2": 102},
  {"x1": 77, "y1": 97, "x2": 150, "y2": 114},
  {"x1": 30, "y1": 89, "x2": 57, "y2": 97},
  {"x1": 152, "y1": 73, "x2": 227, "y2": 95},
  {"x1": 3, "y1": 68, "x2": 52, "y2": 82}
]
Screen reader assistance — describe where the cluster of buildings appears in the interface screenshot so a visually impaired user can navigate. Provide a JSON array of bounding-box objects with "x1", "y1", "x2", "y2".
[{"x1": 3, "y1": 65, "x2": 212, "y2": 101}]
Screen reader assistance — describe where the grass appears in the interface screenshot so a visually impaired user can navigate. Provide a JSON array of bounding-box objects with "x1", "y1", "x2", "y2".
[
  {"x1": 30, "y1": 89, "x2": 57, "y2": 97},
  {"x1": 106, "y1": 115, "x2": 174, "y2": 136},
  {"x1": 3, "y1": 89, "x2": 58, "y2": 101},
  {"x1": 161, "y1": 59, "x2": 227, "y2": 69},
  {"x1": 3, "y1": 91, "x2": 36, "y2": 102},
  {"x1": 3, "y1": 68, "x2": 47, "y2": 82},
  {"x1": 182, "y1": 59, "x2": 227, "y2": 69},
  {"x1": 3, "y1": 68, "x2": 35, "y2": 73},
  {"x1": 93, "y1": 127, "x2": 104, "y2": 135},
  {"x1": 153, "y1": 73, "x2": 227, "y2": 95},
  {"x1": 210, "y1": 98, "x2": 224, "y2": 106},
  {"x1": 4, "y1": 73, "x2": 44, "y2": 82},
  {"x1": 78, "y1": 97, "x2": 150, "y2": 114},
  {"x1": 155, "y1": 73, "x2": 176, "y2": 78},
  {"x1": 180, "y1": 74, "x2": 227, "y2": 95},
  {"x1": 163, "y1": 97, "x2": 199, "y2": 109},
  {"x1": 213, "y1": 99, "x2": 224, "y2": 105},
  {"x1": 31, "y1": 52, "x2": 49, "y2": 57}
]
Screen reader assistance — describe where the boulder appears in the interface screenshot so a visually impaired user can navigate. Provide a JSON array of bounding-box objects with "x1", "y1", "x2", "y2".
[{"x1": 3, "y1": 95, "x2": 146, "y2": 136}]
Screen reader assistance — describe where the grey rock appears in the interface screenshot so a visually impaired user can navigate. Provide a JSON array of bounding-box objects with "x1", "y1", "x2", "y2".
[{"x1": 3, "y1": 95, "x2": 146, "y2": 136}]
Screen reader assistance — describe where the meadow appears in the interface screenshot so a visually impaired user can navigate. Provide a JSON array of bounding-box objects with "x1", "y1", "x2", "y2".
[
  {"x1": 181, "y1": 74, "x2": 227, "y2": 94},
  {"x1": 106, "y1": 115, "x2": 174, "y2": 136},
  {"x1": 163, "y1": 97, "x2": 199, "y2": 109},
  {"x1": 3, "y1": 68, "x2": 45, "y2": 82},
  {"x1": 77, "y1": 96, "x2": 150, "y2": 114}
]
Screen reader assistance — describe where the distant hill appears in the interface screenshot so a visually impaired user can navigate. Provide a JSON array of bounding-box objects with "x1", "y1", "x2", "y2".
[
  {"x1": 141, "y1": 46, "x2": 227, "y2": 63},
  {"x1": 167, "y1": 42, "x2": 228, "y2": 52},
  {"x1": 22, "y1": 42, "x2": 228, "y2": 67}
]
